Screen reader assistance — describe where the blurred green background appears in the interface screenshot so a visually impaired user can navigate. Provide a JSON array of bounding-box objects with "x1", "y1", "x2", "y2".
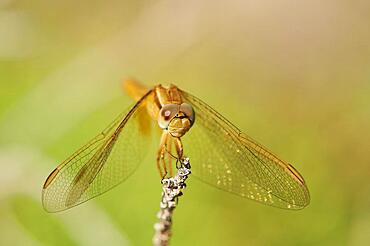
[{"x1": 1, "y1": 0, "x2": 370, "y2": 245}]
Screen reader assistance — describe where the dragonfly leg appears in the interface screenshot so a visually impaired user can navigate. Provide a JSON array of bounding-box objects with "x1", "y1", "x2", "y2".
[
  {"x1": 174, "y1": 137, "x2": 184, "y2": 159},
  {"x1": 166, "y1": 136, "x2": 173, "y2": 176},
  {"x1": 161, "y1": 148, "x2": 168, "y2": 178},
  {"x1": 156, "y1": 147, "x2": 164, "y2": 178},
  {"x1": 157, "y1": 131, "x2": 169, "y2": 178}
]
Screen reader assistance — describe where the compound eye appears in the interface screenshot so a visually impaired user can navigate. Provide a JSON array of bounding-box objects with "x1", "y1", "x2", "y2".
[
  {"x1": 180, "y1": 103, "x2": 195, "y2": 125},
  {"x1": 158, "y1": 104, "x2": 179, "y2": 129}
]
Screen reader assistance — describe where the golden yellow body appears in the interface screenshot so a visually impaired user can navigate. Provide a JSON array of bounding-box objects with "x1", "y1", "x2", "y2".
[{"x1": 125, "y1": 80, "x2": 195, "y2": 177}]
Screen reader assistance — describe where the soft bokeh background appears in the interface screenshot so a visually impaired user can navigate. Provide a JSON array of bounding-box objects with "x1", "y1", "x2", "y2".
[{"x1": 1, "y1": 0, "x2": 369, "y2": 245}]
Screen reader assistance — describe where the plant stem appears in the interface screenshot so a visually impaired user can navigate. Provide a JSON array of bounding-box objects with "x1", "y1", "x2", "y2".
[{"x1": 152, "y1": 157, "x2": 191, "y2": 246}]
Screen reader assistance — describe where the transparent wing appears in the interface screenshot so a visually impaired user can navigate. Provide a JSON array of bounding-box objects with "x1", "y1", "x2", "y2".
[
  {"x1": 180, "y1": 90, "x2": 310, "y2": 209},
  {"x1": 42, "y1": 89, "x2": 154, "y2": 212}
]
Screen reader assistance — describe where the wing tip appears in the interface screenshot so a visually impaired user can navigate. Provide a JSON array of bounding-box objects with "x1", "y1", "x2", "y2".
[
  {"x1": 286, "y1": 163, "x2": 307, "y2": 185},
  {"x1": 43, "y1": 168, "x2": 60, "y2": 189}
]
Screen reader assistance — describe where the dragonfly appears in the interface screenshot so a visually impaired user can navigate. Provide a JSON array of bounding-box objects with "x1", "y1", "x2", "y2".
[{"x1": 42, "y1": 80, "x2": 310, "y2": 212}]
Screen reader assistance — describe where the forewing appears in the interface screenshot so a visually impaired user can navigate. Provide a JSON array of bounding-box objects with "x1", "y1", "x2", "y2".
[
  {"x1": 42, "y1": 90, "x2": 154, "y2": 212},
  {"x1": 180, "y1": 90, "x2": 310, "y2": 209}
]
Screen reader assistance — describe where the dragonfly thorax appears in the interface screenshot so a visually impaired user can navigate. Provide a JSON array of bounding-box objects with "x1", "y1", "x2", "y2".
[{"x1": 158, "y1": 103, "x2": 195, "y2": 137}]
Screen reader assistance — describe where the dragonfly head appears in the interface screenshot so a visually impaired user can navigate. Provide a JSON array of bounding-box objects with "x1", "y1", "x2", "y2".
[{"x1": 158, "y1": 103, "x2": 195, "y2": 137}]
